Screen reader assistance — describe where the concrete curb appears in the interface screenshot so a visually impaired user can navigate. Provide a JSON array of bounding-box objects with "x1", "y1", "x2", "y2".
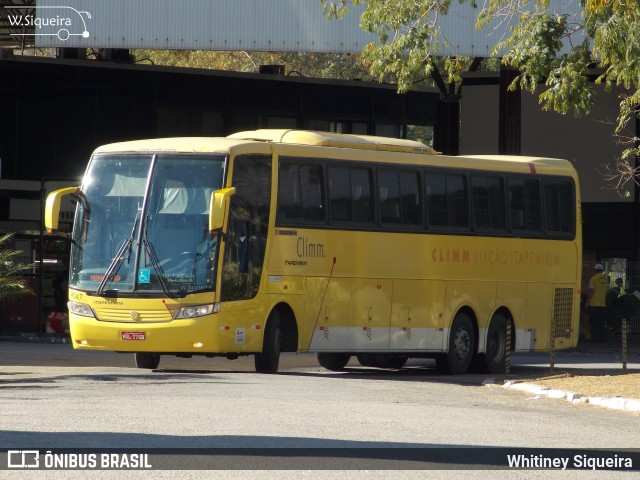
[{"x1": 496, "y1": 380, "x2": 640, "y2": 413}]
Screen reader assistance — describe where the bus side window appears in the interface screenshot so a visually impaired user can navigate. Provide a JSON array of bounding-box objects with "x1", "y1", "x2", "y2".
[
  {"x1": 426, "y1": 172, "x2": 468, "y2": 230},
  {"x1": 277, "y1": 163, "x2": 301, "y2": 221},
  {"x1": 329, "y1": 167, "x2": 351, "y2": 221},
  {"x1": 276, "y1": 161, "x2": 325, "y2": 223},
  {"x1": 544, "y1": 180, "x2": 574, "y2": 235},
  {"x1": 447, "y1": 174, "x2": 468, "y2": 228},
  {"x1": 509, "y1": 178, "x2": 541, "y2": 233},
  {"x1": 426, "y1": 173, "x2": 447, "y2": 227},
  {"x1": 472, "y1": 175, "x2": 506, "y2": 232},
  {"x1": 300, "y1": 164, "x2": 324, "y2": 221},
  {"x1": 351, "y1": 168, "x2": 373, "y2": 223},
  {"x1": 399, "y1": 171, "x2": 422, "y2": 227},
  {"x1": 378, "y1": 170, "x2": 401, "y2": 224}
]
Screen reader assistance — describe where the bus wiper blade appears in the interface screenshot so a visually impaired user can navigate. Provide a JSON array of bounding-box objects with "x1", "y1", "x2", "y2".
[
  {"x1": 96, "y1": 214, "x2": 140, "y2": 296},
  {"x1": 96, "y1": 237, "x2": 131, "y2": 296},
  {"x1": 143, "y1": 238, "x2": 179, "y2": 298}
]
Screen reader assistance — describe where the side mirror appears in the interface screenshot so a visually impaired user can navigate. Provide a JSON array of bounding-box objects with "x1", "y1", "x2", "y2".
[
  {"x1": 209, "y1": 187, "x2": 236, "y2": 232},
  {"x1": 45, "y1": 186, "x2": 80, "y2": 232}
]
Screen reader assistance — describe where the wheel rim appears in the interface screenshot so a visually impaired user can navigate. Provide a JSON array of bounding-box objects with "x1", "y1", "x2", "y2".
[
  {"x1": 453, "y1": 327, "x2": 471, "y2": 362},
  {"x1": 488, "y1": 328, "x2": 506, "y2": 363}
]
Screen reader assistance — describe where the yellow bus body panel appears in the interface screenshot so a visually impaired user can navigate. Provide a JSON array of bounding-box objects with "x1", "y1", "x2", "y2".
[{"x1": 65, "y1": 132, "x2": 582, "y2": 357}]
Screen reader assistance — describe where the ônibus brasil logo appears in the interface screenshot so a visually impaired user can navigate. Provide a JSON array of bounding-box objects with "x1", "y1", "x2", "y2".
[{"x1": 4, "y1": 5, "x2": 91, "y2": 41}]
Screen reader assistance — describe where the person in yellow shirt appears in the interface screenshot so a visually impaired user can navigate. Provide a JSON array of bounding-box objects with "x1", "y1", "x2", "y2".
[{"x1": 586, "y1": 263, "x2": 609, "y2": 342}]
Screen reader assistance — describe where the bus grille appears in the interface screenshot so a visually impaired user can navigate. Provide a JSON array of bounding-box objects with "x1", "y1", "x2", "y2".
[
  {"x1": 94, "y1": 307, "x2": 172, "y2": 322},
  {"x1": 553, "y1": 287, "x2": 573, "y2": 339}
]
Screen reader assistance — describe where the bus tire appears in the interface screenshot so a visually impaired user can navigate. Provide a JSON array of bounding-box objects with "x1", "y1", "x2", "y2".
[
  {"x1": 317, "y1": 353, "x2": 351, "y2": 371},
  {"x1": 134, "y1": 353, "x2": 160, "y2": 369},
  {"x1": 440, "y1": 313, "x2": 475, "y2": 375},
  {"x1": 255, "y1": 312, "x2": 281, "y2": 374},
  {"x1": 374, "y1": 354, "x2": 408, "y2": 369},
  {"x1": 482, "y1": 313, "x2": 508, "y2": 374},
  {"x1": 356, "y1": 354, "x2": 378, "y2": 367}
]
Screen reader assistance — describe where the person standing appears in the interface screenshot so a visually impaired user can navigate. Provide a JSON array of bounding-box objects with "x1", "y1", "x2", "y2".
[{"x1": 586, "y1": 263, "x2": 609, "y2": 342}]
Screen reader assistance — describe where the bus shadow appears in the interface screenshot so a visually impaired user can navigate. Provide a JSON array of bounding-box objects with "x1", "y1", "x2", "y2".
[
  {"x1": 151, "y1": 362, "x2": 538, "y2": 388},
  {"x1": 151, "y1": 361, "x2": 639, "y2": 388}
]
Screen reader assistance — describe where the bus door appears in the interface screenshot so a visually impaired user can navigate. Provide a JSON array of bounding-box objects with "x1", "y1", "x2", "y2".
[{"x1": 218, "y1": 154, "x2": 272, "y2": 352}]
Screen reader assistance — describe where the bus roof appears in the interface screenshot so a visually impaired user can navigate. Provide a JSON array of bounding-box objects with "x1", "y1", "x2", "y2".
[
  {"x1": 91, "y1": 132, "x2": 575, "y2": 176},
  {"x1": 92, "y1": 137, "x2": 255, "y2": 154},
  {"x1": 228, "y1": 129, "x2": 438, "y2": 155},
  {"x1": 460, "y1": 154, "x2": 575, "y2": 169}
]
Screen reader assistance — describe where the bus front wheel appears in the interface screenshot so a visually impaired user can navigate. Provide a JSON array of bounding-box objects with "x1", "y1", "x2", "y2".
[
  {"x1": 317, "y1": 353, "x2": 351, "y2": 371},
  {"x1": 437, "y1": 313, "x2": 475, "y2": 375},
  {"x1": 134, "y1": 353, "x2": 160, "y2": 369},
  {"x1": 255, "y1": 312, "x2": 281, "y2": 374}
]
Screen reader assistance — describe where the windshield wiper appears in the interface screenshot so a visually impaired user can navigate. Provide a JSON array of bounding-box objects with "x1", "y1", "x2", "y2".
[
  {"x1": 96, "y1": 213, "x2": 139, "y2": 296},
  {"x1": 142, "y1": 232, "x2": 178, "y2": 298}
]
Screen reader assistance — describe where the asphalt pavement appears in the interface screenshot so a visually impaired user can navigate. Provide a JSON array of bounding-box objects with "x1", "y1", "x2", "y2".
[{"x1": 1, "y1": 331, "x2": 639, "y2": 414}]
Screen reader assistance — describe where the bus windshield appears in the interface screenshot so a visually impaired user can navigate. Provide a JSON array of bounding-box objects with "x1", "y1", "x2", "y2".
[{"x1": 70, "y1": 153, "x2": 226, "y2": 296}]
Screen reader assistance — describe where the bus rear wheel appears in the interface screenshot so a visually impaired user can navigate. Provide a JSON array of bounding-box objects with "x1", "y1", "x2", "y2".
[
  {"x1": 481, "y1": 314, "x2": 508, "y2": 374},
  {"x1": 255, "y1": 312, "x2": 281, "y2": 374},
  {"x1": 437, "y1": 313, "x2": 475, "y2": 374},
  {"x1": 134, "y1": 353, "x2": 160, "y2": 369},
  {"x1": 317, "y1": 353, "x2": 351, "y2": 371}
]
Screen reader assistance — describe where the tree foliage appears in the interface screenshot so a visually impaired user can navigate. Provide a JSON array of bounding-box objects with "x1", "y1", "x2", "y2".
[
  {"x1": 133, "y1": 49, "x2": 372, "y2": 82},
  {"x1": 0, "y1": 233, "x2": 34, "y2": 302},
  {"x1": 321, "y1": 0, "x2": 640, "y2": 187}
]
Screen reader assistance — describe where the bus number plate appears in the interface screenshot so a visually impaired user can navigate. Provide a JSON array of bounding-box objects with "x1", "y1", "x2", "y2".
[{"x1": 121, "y1": 331, "x2": 146, "y2": 341}]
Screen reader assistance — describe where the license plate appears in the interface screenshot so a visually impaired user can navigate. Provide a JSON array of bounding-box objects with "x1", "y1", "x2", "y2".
[{"x1": 121, "y1": 331, "x2": 146, "y2": 341}]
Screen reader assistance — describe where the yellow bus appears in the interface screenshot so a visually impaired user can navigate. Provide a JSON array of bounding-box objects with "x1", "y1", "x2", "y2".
[{"x1": 45, "y1": 130, "x2": 581, "y2": 374}]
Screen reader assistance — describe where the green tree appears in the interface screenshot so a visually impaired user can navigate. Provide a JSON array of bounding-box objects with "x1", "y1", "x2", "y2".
[
  {"x1": 321, "y1": 0, "x2": 640, "y2": 188},
  {"x1": 133, "y1": 49, "x2": 372, "y2": 81},
  {"x1": 0, "y1": 233, "x2": 33, "y2": 301}
]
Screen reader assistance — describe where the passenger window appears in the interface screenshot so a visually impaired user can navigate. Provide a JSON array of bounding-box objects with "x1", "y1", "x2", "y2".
[
  {"x1": 329, "y1": 167, "x2": 351, "y2": 221},
  {"x1": 351, "y1": 168, "x2": 372, "y2": 223},
  {"x1": 378, "y1": 170, "x2": 401, "y2": 224},
  {"x1": 378, "y1": 170, "x2": 422, "y2": 226},
  {"x1": 277, "y1": 161, "x2": 325, "y2": 223},
  {"x1": 300, "y1": 165, "x2": 324, "y2": 221},
  {"x1": 509, "y1": 178, "x2": 541, "y2": 233},
  {"x1": 472, "y1": 176, "x2": 506, "y2": 232},
  {"x1": 399, "y1": 171, "x2": 422, "y2": 227},
  {"x1": 328, "y1": 166, "x2": 373, "y2": 224},
  {"x1": 426, "y1": 173, "x2": 468, "y2": 229},
  {"x1": 277, "y1": 163, "x2": 301, "y2": 221},
  {"x1": 544, "y1": 180, "x2": 573, "y2": 235}
]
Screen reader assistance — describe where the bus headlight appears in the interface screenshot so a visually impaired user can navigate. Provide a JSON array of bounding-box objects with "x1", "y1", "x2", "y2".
[
  {"x1": 68, "y1": 301, "x2": 96, "y2": 318},
  {"x1": 174, "y1": 303, "x2": 217, "y2": 319}
]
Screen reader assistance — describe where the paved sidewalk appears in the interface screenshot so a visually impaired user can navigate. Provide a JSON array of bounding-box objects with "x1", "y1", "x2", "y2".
[
  {"x1": 496, "y1": 334, "x2": 640, "y2": 414},
  {"x1": 495, "y1": 379, "x2": 640, "y2": 414}
]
